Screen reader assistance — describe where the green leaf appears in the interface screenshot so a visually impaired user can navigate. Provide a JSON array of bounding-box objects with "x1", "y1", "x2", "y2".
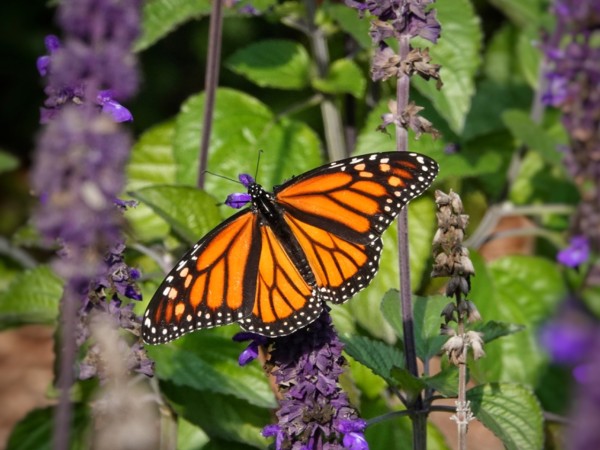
[
  {"x1": 173, "y1": 88, "x2": 322, "y2": 194},
  {"x1": 473, "y1": 256, "x2": 565, "y2": 384},
  {"x1": 510, "y1": 151, "x2": 578, "y2": 206},
  {"x1": 130, "y1": 185, "x2": 221, "y2": 245},
  {"x1": 162, "y1": 382, "x2": 270, "y2": 449},
  {"x1": 226, "y1": 40, "x2": 310, "y2": 89},
  {"x1": 325, "y1": 4, "x2": 372, "y2": 49},
  {"x1": 178, "y1": 417, "x2": 210, "y2": 450},
  {"x1": 125, "y1": 121, "x2": 177, "y2": 241},
  {"x1": 389, "y1": 367, "x2": 426, "y2": 400},
  {"x1": 341, "y1": 335, "x2": 405, "y2": 381},
  {"x1": 483, "y1": 24, "x2": 522, "y2": 85},
  {"x1": 345, "y1": 195, "x2": 437, "y2": 340},
  {"x1": 472, "y1": 320, "x2": 525, "y2": 344},
  {"x1": 7, "y1": 404, "x2": 89, "y2": 450},
  {"x1": 346, "y1": 355, "x2": 388, "y2": 398},
  {"x1": 381, "y1": 292, "x2": 448, "y2": 361},
  {"x1": 353, "y1": 100, "x2": 505, "y2": 183},
  {"x1": 0, "y1": 150, "x2": 18, "y2": 173},
  {"x1": 362, "y1": 396, "x2": 451, "y2": 450},
  {"x1": 423, "y1": 366, "x2": 459, "y2": 397},
  {"x1": 312, "y1": 58, "x2": 366, "y2": 98},
  {"x1": 516, "y1": 27, "x2": 542, "y2": 89},
  {"x1": 149, "y1": 337, "x2": 276, "y2": 409},
  {"x1": 502, "y1": 109, "x2": 562, "y2": 164},
  {"x1": 488, "y1": 0, "x2": 544, "y2": 28},
  {"x1": 135, "y1": 0, "x2": 212, "y2": 51},
  {"x1": 463, "y1": 80, "x2": 533, "y2": 141},
  {"x1": 411, "y1": 0, "x2": 483, "y2": 133},
  {"x1": 0, "y1": 265, "x2": 62, "y2": 330},
  {"x1": 468, "y1": 383, "x2": 544, "y2": 450}
]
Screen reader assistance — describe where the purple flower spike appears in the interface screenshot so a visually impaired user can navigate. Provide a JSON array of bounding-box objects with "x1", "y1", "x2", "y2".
[
  {"x1": 225, "y1": 192, "x2": 252, "y2": 209},
  {"x1": 263, "y1": 311, "x2": 366, "y2": 448},
  {"x1": 239, "y1": 173, "x2": 255, "y2": 187},
  {"x1": 557, "y1": 236, "x2": 590, "y2": 268}
]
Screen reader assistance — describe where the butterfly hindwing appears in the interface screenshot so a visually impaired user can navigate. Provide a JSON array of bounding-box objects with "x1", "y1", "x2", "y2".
[
  {"x1": 239, "y1": 225, "x2": 323, "y2": 336},
  {"x1": 142, "y1": 210, "x2": 261, "y2": 344}
]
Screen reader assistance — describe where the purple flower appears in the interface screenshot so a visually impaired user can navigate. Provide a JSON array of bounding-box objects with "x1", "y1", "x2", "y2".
[
  {"x1": 97, "y1": 90, "x2": 133, "y2": 122},
  {"x1": 32, "y1": 0, "x2": 149, "y2": 383},
  {"x1": 233, "y1": 332, "x2": 269, "y2": 366},
  {"x1": 36, "y1": 35, "x2": 61, "y2": 76},
  {"x1": 339, "y1": 419, "x2": 369, "y2": 450},
  {"x1": 557, "y1": 236, "x2": 590, "y2": 268},
  {"x1": 225, "y1": 192, "x2": 252, "y2": 209},
  {"x1": 539, "y1": 321, "x2": 594, "y2": 365},
  {"x1": 262, "y1": 311, "x2": 366, "y2": 448},
  {"x1": 346, "y1": 0, "x2": 441, "y2": 44},
  {"x1": 239, "y1": 173, "x2": 255, "y2": 187},
  {"x1": 567, "y1": 331, "x2": 600, "y2": 449}
]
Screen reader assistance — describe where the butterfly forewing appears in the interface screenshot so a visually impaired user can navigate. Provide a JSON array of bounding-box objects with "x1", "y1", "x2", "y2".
[
  {"x1": 275, "y1": 152, "x2": 438, "y2": 303},
  {"x1": 142, "y1": 210, "x2": 261, "y2": 344},
  {"x1": 275, "y1": 152, "x2": 438, "y2": 244}
]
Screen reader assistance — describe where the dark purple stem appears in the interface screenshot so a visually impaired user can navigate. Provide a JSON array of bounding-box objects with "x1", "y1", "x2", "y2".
[
  {"x1": 396, "y1": 30, "x2": 426, "y2": 450},
  {"x1": 197, "y1": 0, "x2": 224, "y2": 189},
  {"x1": 53, "y1": 286, "x2": 78, "y2": 450}
]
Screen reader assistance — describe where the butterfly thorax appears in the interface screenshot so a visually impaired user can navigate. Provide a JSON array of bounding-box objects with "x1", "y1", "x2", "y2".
[{"x1": 248, "y1": 183, "x2": 317, "y2": 288}]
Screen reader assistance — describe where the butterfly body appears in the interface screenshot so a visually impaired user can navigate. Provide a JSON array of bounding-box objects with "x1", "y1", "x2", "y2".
[{"x1": 142, "y1": 152, "x2": 438, "y2": 344}]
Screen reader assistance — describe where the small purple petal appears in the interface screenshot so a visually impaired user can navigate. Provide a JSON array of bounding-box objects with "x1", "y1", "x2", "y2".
[
  {"x1": 44, "y1": 35, "x2": 61, "y2": 53},
  {"x1": 573, "y1": 363, "x2": 592, "y2": 384},
  {"x1": 114, "y1": 198, "x2": 138, "y2": 209},
  {"x1": 129, "y1": 268, "x2": 141, "y2": 280},
  {"x1": 539, "y1": 322, "x2": 594, "y2": 364},
  {"x1": 343, "y1": 432, "x2": 369, "y2": 450},
  {"x1": 233, "y1": 332, "x2": 268, "y2": 344},
  {"x1": 239, "y1": 173, "x2": 255, "y2": 187},
  {"x1": 557, "y1": 236, "x2": 590, "y2": 268},
  {"x1": 262, "y1": 424, "x2": 280, "y2": 437},
  {"x1": 225, "y1": 192, "x2": 252, "y2": 209},
  {"x1": 124, "y1": 285, "x2": 142, "y2": 300},
  {"x1": 239, "y1": 343, "x2": 260, "y2": 366},
  {"x1": 37, "y1": 56, "x2": 51, "y2": 77},
  {"x1": 338, "y1": 419, "x2": 367, "y2": 434},
  {"x1": 101, "y1": 99, "x2": 133, "y2": 122}
]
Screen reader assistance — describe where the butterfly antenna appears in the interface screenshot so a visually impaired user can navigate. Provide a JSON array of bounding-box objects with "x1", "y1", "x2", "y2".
[
  {"x1": 254, "y1": 149, "x2": 263, "y2": 181},
  {"x1": 203, "y1": 170, "x2": 242, "y2": 185}
]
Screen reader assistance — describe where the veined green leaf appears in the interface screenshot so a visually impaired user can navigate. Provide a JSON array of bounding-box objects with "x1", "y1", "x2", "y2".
[{"x1": 468, "y1": 383, "x2": 543, "y2": 450}]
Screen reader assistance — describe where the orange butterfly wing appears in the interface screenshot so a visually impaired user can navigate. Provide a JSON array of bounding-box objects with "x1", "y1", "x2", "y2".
[
  {"x1": 239, "y1": 225, "x2": 323, "y2": 336},
  {"x1": 275, "y1": 152, "x2": 438, "y2": 303},
  {"x1": 142, "y1": 152, "x2": 438, "y2": 342},
  {"x1": 142, "y1": 210, "x2": 260, "y2": 344}
]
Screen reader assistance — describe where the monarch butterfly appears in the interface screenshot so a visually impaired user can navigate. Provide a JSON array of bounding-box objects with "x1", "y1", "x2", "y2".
[{"x1": 142, "y1": 152, "x2": 438, "y2": 344}]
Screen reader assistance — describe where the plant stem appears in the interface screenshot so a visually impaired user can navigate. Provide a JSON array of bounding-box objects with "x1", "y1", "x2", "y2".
[
  {"x1": 456, "y1": 301, "x2": 468, "y2": 450},
  {"x1": 53, "y1": 286, "x2": 78, "y2": 450},
  {"x1": 304, "y1": 0, "x2": 347, "y2": 161},
  {"x1": 197, "y1": 0, "x2": 224, "y2": 189},
  {"x1": 395, "y1": 32, "x2": 425, "y2": 450}
]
